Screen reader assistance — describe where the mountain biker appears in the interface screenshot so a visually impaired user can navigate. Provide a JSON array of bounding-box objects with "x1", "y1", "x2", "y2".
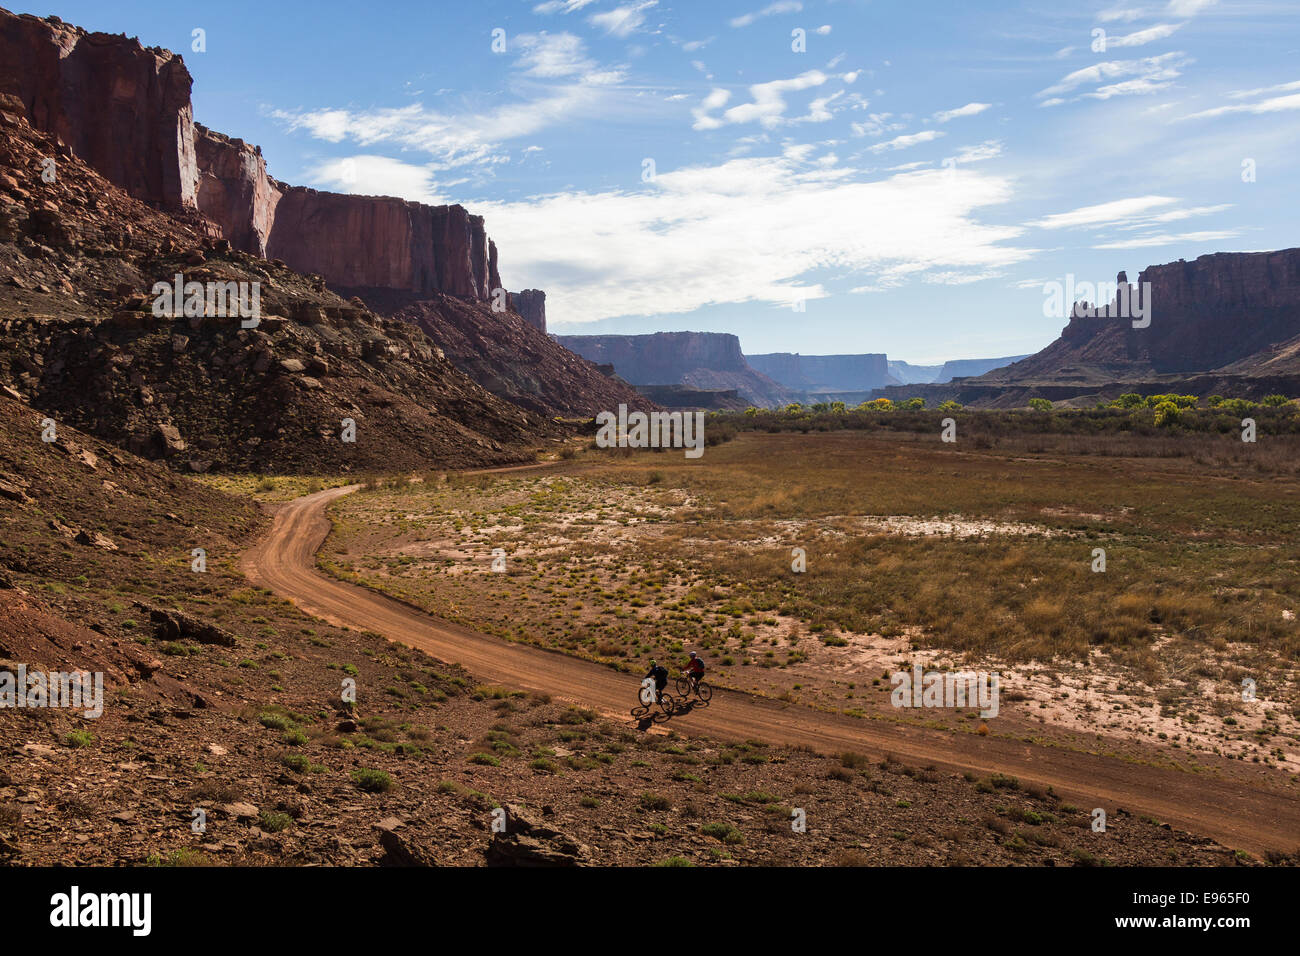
[
  {"x1": 685, "y1": 651, "x2": 705, "y2": 690},
  {"x1": 644, "y1": 660, "x2": 669, "y2": 703}
]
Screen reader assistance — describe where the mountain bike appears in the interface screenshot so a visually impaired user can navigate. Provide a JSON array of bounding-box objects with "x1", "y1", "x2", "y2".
[
  {"x1": 630, "y1": 681, "x2": 676, "y2": 718},
  {"x1": 675, "y1": 674, "x2": 713, "y2": 703}
]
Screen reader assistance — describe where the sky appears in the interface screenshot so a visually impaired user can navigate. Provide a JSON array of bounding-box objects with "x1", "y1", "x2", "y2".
[{"x1": 34, "y1": 0, "x2": 1300, "y2": 363}]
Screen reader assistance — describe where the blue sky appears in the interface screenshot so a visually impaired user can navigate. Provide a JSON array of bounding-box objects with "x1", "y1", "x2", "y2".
[{"x1": 36, "y1": 0, "x2": 1300, "y2": 362}]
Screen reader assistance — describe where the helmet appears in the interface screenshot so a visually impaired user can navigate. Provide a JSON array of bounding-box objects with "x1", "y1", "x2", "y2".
[
  {"x1": 649, "y1": 659, "x2": 657, "y2": 666},
  {"x1": 689, "y1": 652, "x2": 697, "y2": 658}
]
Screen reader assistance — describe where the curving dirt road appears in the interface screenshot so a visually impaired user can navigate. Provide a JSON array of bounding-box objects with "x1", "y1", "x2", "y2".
[{"x1": 242, "y1": 483, "x2": 1300, "y2": 856}]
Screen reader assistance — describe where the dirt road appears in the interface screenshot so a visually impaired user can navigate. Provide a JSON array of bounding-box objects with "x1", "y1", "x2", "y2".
[{"x1": 242, "y1": 483, "x2": 1300, "y2": 856}]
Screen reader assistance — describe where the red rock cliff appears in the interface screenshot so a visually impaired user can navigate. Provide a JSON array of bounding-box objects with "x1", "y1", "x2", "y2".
[
  {"x1": 0, "y1": 8, "x2": 513, "y2": 306},
  {"x1": 0, "y1": 9, "x2": 197, "y2": 210}
]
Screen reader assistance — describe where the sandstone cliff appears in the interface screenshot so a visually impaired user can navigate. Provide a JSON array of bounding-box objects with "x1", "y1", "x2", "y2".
[
  {"x1": 0, "y1": 8, "x2": 509, "y2": 308},
  {"x1": 0, "y1": 9, "x2": 197, "y2": 211},
  {"x1": 877, "y1": 250, "x2": 1300, "y2": 406},
  {"x1": 745, "y1": 352, "x2": 897, "y2": 391},
  {"x1": 557, "y1": 332, "x2": 795, "y2": 407},
  {"x1": 508, "y1": 289, "x2": 546, "y2": 333}
]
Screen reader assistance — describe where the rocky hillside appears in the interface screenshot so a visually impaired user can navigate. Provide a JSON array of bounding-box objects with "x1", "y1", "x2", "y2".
[
  {"x1": 387, "y1": 293, "x2": 653, "y2": 418},
  {"x1": 0, "y1": 95, "x2": 552, "y2": 472},
  {"x1": 558, "y1": 332, "x2": 795, "y2": 408}
]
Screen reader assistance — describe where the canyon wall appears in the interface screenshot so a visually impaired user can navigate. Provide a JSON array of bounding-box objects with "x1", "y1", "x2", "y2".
[
  {"x1": 746, "y1": 352, "x2": 895, "y2": 391},
  {"x1": 982, "y1": 251, "x2": 1300, "y2": 384},
  {"x1": 0, "y1": 10, "x2": 197, "y2": 211},
  {"x1": 557, "y1": 332, "x2": 795, "y2": 407},
  {"x1": 0, "y1": 9, "x2": 510, "y2": 306}
]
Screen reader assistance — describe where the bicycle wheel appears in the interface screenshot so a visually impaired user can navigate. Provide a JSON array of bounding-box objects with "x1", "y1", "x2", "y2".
[
  {"x1": 696, "y1": 682, "x2": 712, "y2": 703},
  {"x1": 675, "y1": 676, "x2": 693, "y2": 697},
  {"x1": 659, "y1": 693, "x2": 676, "y2": 716}
]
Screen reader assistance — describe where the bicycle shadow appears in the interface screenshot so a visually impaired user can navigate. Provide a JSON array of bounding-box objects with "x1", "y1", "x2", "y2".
[{"x1": 629, "y1": 695, "x2": 709, "y2": 731}]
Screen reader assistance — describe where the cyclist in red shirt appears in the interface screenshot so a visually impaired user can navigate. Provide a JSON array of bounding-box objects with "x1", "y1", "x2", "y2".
[{"x1": 685, "y1": 651, "x2": 705, "y2": 691}]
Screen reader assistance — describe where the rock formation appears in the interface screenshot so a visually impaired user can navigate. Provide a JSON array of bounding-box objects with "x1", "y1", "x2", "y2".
[
  {"x1": 0, "y1": 10, "x2": 197, "y2": 211},
  {"x1": 0, "y1": 8, "x2": 509, "y2": 308},
  {"x1": 557, "y1": 331, "x2": 795, "y2": 407},
  {"x1": 508, "y1": 289, "x2": 546, "y2": 332},
  {"x1": 879, "y1": 250, "x2": 1300, "y2": 406},
  {"x1": 745, "y1": 352, "x2": 896, "y2": 391}
]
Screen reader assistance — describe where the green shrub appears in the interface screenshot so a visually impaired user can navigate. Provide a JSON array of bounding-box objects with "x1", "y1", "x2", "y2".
[{"x1": 351, "y1": 768, "x2": 394, "y2": 792}]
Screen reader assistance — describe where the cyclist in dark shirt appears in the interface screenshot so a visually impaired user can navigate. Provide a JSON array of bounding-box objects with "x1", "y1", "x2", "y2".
[{"x1": 644, "y1": 660, "x2": 669, "y2": 701}]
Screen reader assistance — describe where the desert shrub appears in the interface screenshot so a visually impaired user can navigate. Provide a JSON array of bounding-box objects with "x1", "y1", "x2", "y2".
[
  {"x1": 351, "y1": 768, "x2": 394, "y2": 792},
  {"x1": 1028, "y1": 398, "x2": 1052, "y2": 411},
  {"x1": 1153, "y1": 400, "x2": 1181, "y2": 427}
]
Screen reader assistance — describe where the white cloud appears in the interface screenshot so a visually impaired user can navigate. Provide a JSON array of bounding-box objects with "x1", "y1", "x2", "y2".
[
  {"x1": 1184, "y1": 90, "x2": 1300, "y2": 119},
  {"x1": 513, "y1": 32, "x2": 598, "y2": 79},
  {"x1": 693, "y1": 70, "x2": 831, "y2": 130},
  {"x1": 1166, "y1": 0, "x2": 1216, "y2": 15},
  {"x1": 304, "y1": 155, "x2": 449, "y2": 204},
  {"x1": 274, "y1": 83, "x2": 619, "y2": 170},
  {"x1": 533, "y1": 0, "x2": 599, "y2": 13},
  {"x1": 1098, "y1": 7, "x2": 1145, "y2": 22},
  {"x1": 730, "y1": 1, "x2": 803, "y2": 29},
  {"x1": 1029, "y1": 195, "x2": 1178, "y2": 229},
  {"x1": 953, "y1": 140, "x2": 1003, "y2": 163},
  {"x1": 1107, "y1": 23, "x2": 1183, "y2": 47},
  {"x1": 590, "y1": 1, "x2": 658, "y2": 38},
  {"x1": 1226, "y1": 79, "x2": 1300, "y2": 99},
  {"x1": 933, "y1": 102, "x2": 991, "y2": 123},
  {"x1": 815, "y1": 24, "x2": 832, "y2": 35},
  {"x1": 1114, "y1": 203, "x2": 1231, "y2": 229},
  {"x1": 691, "y1": 87, "x2": 732, "y2": 130},
  {"x1": 1037, "y1": 52, "x2": 1190, "y2": 102},
  {"x1": 1094, "y1": 229, "x2": 1238, "y2": 249},
  {"x1": 456, "y1": 154, "x2": 1032, "y2": 323},
  {"x1": 850, "y1": 112, "x2": 903, "y2": 137},
  {"x1": 867, "y1": 130, "x2": 944, "y2": 154}
]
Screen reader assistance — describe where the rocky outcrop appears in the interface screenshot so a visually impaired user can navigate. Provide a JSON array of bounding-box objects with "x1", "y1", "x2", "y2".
[
  {"x1": 485, "y1": 804, "x2": 591, "y2": 867},
  {"x1": 0, "y1": 9, "x2": 197, "y2": 211},
  {"x1": 746, "y1": 352, "x2": 896, "y2": 391},
  {"x1": 557, "y1": 332, "x2": 794, "y2": 407},
  {"x1": 508, "y1": 289, "x2": 545, "y2": 332},
  {"x1": 194, "y1": 125, "x2": 281, "y2": 258},
  {"x1": 876, "y1": 250, "x2": 1300, "y2": 406},
  {"x1": 981, "y1": 251, "x2": 1300, "y2": 385}
]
